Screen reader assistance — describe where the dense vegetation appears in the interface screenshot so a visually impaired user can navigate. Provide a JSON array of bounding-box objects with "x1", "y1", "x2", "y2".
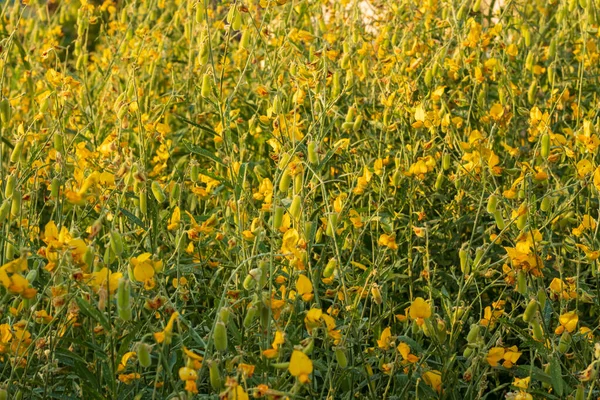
[{"x1": 1, "y1": 0, "x2": 600, "y2": 398}]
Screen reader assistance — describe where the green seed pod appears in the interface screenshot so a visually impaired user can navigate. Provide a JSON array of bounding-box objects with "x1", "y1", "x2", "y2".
[
  {"x1": 0, "y1": 200, "x2": 10, "y2": 223},
  {"x1": 353, "y1": 115, "x2": 363, "y2": 132},
  {"x1": 575, "y1": 385, "x2": 585, "y2": 400},
  {"x1": 137, "y1": 343, "x2": 152, "y2": 368},
  {"x1": 341, "y1": 121, "x2": 354, "y2": 131},
  {"x1": 459, "y1": 248, "x2": 469, "y2": 275},
  {"x1": 457, "y1": 3, "x2": 467, "y2": 20},
  {"x1": 279, "y1": 170, "x2": 291, "y2": 193},
  {"x1": 302, "y1": 337, "x2": 314, "y2": 355},
  {"x1": 525, "y1": 51, "x2": 534, "y2": 70},
  {"x1": 25, "y1": 266, "x2": 37, "y2": 284},
  {"x1": 243, "y1": 273, "x2": 255, "y2": 290},
  {"x1": 487, "y1": 194, "x2": 498, "y2": 214},
  {"x1": 213, "y1": 321, "x2": 228, "y2": 351},
  {"x1": 473, "y1": 247, "x2": 484, "y2": 269},
  {"x1": 0, "y1": 388, "x2": 7, "y2": 400},
  {"x1": 272, "y1": 95, "x2": 281, "y2": 114},
  {"x1": 0, "y1": 98, "x2": 10, "y2": 125},
  {"x1": 50, "y1": 177, "x2": 60, "y2": 198},
  {"x1": 271, "y1": 362, "x2": 290, "y2": 370},
  {"x1": 307, "y1": 142, "x2": 318, "y2": 164},
  {"x1": 434, "y1": 171, "x2": 444, "y2": 191},
  {"x1": 466, "y1": 324, "x2": 480, "y2": 343},
  {"x1": 472, "y1": 0, "x2": 482, "y2": 12},
  {"x1": 54, "y1": 133, "x2": 64, "y2": 153},
  {"x1": 117, "y1": 279, "x2": 131, "y2": 319},
  {"x1": 540, "y1": 133, "x2": 550, "y2": 159},
  {"x1": 326, "y1": 213, "x2": 338, "y2": 236},
  {"x1": 424, "y1": 68, "x2": 433, "y2": 87},
  {"x1": 547, "y1": 67, "x2": 555, "y2": 86},
  {"x1": 587, "y1": 0, "x2": 597, "y2": 25},
  {"x1": 201, "y1": 73, "x2": 212, "y2": 98},
  {"x1": 522, "y1": 299, "x2": 538, "y2": 322},
  {"x1": 243, "y1": 304, "x2": 257, "y2": 328},
  {"x1": 5, "y1": 242, "x2": 16, "y2": 260},
  {"x1": 240, "y1": 29, "x2": 251, "y2": 49},
  {"x1": 196, "y1": 1, "x2": 205, "y2": 23},
  {"x1": 219, "y1": 307, "x2": 231, "y2": 324},
  {"x1": 463, "y1": 346, "x2": 473, "y2": 358},
  {"x1": 84, "y1": 245, "x2": 94, "y2": 269},
  {"x1": 345, "y1": 106, "x2": 355, "y2": 123},
  {"x1": 345, "y1": 68, "x2": 354, "y2": 89},
  {"x1": 531, "y1": 319, "x2": 544, "y2": 341},
  {"x1": 170, "y1": 182, "x2": 181, "y2": 205},
  {"x1": 232, "y1": 8, "x2": 242, "y2": 30},
  {"x1": 548, "y1": 39, "x2": 557, "y2": 59},
  {"x1": 537, "y1": 288, "x2": 547, "y2": 310},
  {"x1": 10, "y1": 190, "x2": 20, "y2": 217},
  {"x1": 117, "y1": 283, "x2": 133, "y2": 321},
  {"x1": 10, "y1": 140, "x2": 24, "y2": 164},
  {"x1": 517, "y1": 213, "x2": 527, "y2": 230},
  {"x1": 436, "y1": 320, "x2": 447, "y2": 343},
  {"x1": 517, "y1": 270, "x2": 527, "y2": 294},
  {"x1": 290, "y1": 195, "x2": 301, "y2": 220},
  {"x1": 209, "y1": 361, "x2": 222, "y2": 390},
  {"x1": 558, "y1": 331, "x2": 571, "y2": 353},
  {"x1": 139, "y1": 190, "x2": 147, "y2": 216},
  {"x1": 273, "y1": 206, "x2": 285, "y2": 230},
  {"x1": 5, "y1": 174, "x2": 16, "y2": 199},
  {"x1": 151, "y1": 181, "x2": 166, "y2": 203},
  {"x1": 494, "y1": 210, "x2": 505, "y2": 230},
  {"x1": 332, "y1": 71, "x2": 341, "y2": 97},
  {"x1": 527, "y1": 80, "x2": 537, "y2": 105},
  {"x1": 340, "y1": 54, "x2": 350, "y2": 69},
  {"x1": 335, "y1": 347, "x2": 348, "y2": 368},
  {"x1": 522, "y1": 26, "x2": 531, "y2": 47},
  {"x1": 293, "y1": 173, "x2": 302, "y2": 193},
  {"x1": 323, "y1": 258, "x2": 337, "y2": 278},
  {"x1": 442, "y1": 154, "x2": 451, "y2": 170},
  {"x1": 110, "y1": 231, "x2": 124, "y2": 256}
]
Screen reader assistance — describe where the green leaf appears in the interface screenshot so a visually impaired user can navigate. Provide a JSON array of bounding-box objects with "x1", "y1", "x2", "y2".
[
  {"x1": 549, "y1": 357, "x2": 564, "y2": 396},
  {"x1": 182, "y1": 141, "x2": 225, "y2": 166},
  {"x1": 76, "y1": 297, "x2": 111, "y2": 332},
  {"x1": 119, "y1": 207, "x2": 146, "y2": 230}
]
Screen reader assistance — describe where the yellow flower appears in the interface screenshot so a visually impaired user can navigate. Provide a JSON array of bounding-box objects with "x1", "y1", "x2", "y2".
[
  {"x1": 377, "y1": 327, "x2": 393, "y2": 350},
  {"x1": 117, "y1": 351, "x2": 137, "y2": 372},
  {"x1": 486, "y1": 347, "x2": 505, "y2": 367},
  {"x1": 228, "y1": 385, "x2": 249, "y2": 400},
  {"x1": 513, "y1": 376, "x2": 530, "y2": 389},
  {"x1": 281, "y1": 228, "x2": 299, "y2": 257},
  {"x1": 304, "y1": 308, "x2": 322, "y2": 332},
  {"x1": 85, "y1": 268, "x2": 123, "y2": 294},
  {"x1": 118, "y1": 373, "x2": 140, "y2": 384},
  {"x1": 288, "y1": 350, "x2": 313, "y2": 383},
  {"x1": 167, "y1": 206, "x2": 181, "y2": 231},
  {"x1": 502, "y1": 346, "x2": 522, "y2": 368},
  {"x1": 409, "y1": 297, "x2": 431, "y2": 326},
  {"x1": 577, "y1": 159, "x2": 594, "y2": 178},
  {"x1": 556, "y1": 311, "x2": 578, "y2": 334},
  {"x1": 296, "y1": 274, "x2": 313, "y2": 302},
  {"x1": 178, "y1": 366, "x2": 198, "y2": 381},
  {"x1": 130, "y1": 253, "x2": 163, "y2": 288},
  {"x1": 397, "y1": 342, "x2": 419, "y2": 363},
  {"x1": 422, "y1": 370, "x2": 442, "y2": 393},
  {"x1": 378, "y1": 233, "x2": 398, "y2": 250},
  {"x1": 154, "y1": 312, "x2": 179, "y2": 344}
]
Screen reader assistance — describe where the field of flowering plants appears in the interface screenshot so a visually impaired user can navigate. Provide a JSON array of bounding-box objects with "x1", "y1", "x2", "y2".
[{"x1": 2, "y1": 0, "x2": 600, "y2": 398}]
